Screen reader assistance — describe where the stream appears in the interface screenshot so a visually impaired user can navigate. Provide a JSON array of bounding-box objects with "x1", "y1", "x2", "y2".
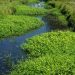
[{"x1": 0, "y1": 1, "x2": 52, "y2": 75}]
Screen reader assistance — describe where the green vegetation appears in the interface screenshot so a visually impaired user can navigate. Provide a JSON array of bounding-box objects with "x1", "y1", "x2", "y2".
[
  {"x1": 45, "y1": 8, "x2": 68, "y2": 29},
  {"x1": 0, "y1": 0, "x2": 18, "y2": 4},
  {"x1": 21, "y1": 0, "x2": 39, "y2": 4},
  {"x1": 1, "y1": 0, "x2": 75, "y2": 75},
  {"x1": 0, "y1": 15, "x2": 44, "y2": 38},
  {"x1": 0, "y1": 4, "x2": 48, "y2": 15},
  {"x1": 21, "y1": 31, "x2": 75, "y2": 57},
  {"x1": 9, "y1": 31, "x2": 75, "y2": 75},
  {"x1": 10, "y1": 54, "x2": 75, "y2": 75},
  {"x1": 15, "y1": 5, "x2": 48, "y2": 16},
  {"x1": 0, "y1": 0, "x2": 47, "y2": 15},
  {"x1": 0, "y1": 0, "x2": 21, "y2": 15},
  {"x1": 0, "y1": 0, "x2": 48, "y2": 39},
  {"x1": 45, "y1": 0, "x2": 75, "y2": 31},
  {"x1": 0, "y1": 0, "x2": 38, "y2": 4}
]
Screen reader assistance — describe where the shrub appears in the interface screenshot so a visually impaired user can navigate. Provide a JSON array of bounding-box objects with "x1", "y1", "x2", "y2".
[
  {"x1": 9, "y1": 54, "x2": 75, "y2": 75},
  {"x1": 0, "y1": 15, "x2": 44, "y2": 38},
  {"x1": 45, "y1": 8, "x2": 68, "y2": 29},
  {"x1": 21, "y1": 31, "x2": 75, "y2": 57},
  {"x1": 45, "y1": 1, "x2": 75, "y2": 30},
  {"x1": 15, "y1": 5, "x2": 48, "y2": 16}
]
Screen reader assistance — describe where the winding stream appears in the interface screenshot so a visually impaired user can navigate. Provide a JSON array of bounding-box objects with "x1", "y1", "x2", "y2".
[{"x1": 0, "y1": 1, "x2": 52, "y2": 75}]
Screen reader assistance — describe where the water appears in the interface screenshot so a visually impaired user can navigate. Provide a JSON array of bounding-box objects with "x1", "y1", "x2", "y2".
[
  {"x1": 30, "y1": 2, "x2": 45, "y2": 8},
  {"x1": 0, "y1": 1, "x2": 52, "y2": 75}
]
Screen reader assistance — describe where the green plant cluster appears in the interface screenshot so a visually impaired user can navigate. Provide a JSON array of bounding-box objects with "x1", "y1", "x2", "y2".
[
  {"x1": 45, "y1": 8, "x2": 68, "y2": 29},
  {"x1": 45, "y1": 0, "x2": 75, "y2": 31},
  {"x1": 0, "y1": 0, "x2": 21, "y2": 15},
  {"x1": 21, "y1": 31, "x2": 75, "y2": 57},
  {"x1": 0, "y1": 15, "x2": 44, "y2": 38},
  {"x1": 14, "y1": 5, "x2": 48, "y2": 16},
  {"x1": 10, "y1": 54, "x2": 75, "y2": 75},
  {"x1": 0, "y1": 0, "x2": 47, "y2": 15},
  {"x1": 0, "y1": 3, "x2": 12, "y2": 15},
  {"x1": 21, "y1": 0, "x2": 39, "y2": 4},
  {"x1": 9, "y1": 31, "x2": 75, "y2": 75}
]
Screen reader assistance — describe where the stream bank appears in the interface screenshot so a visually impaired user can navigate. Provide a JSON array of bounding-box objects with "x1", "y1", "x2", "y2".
[{"x1": 0, "y1": 1, "x2": 52, "y2": 75}]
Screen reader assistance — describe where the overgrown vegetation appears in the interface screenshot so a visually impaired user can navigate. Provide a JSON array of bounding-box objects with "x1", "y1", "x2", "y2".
[
  {"x1": 1, "y1": 0, "x2": 75, "y2": 75},
  {"x1": 9, "y1": 54, "x2": 75, "y2": 75},
  {"x1": 21, "y1": 31, "x2": 75, "y2": 57},
  {"x1": 0, "y1": 15, "x2": 44, "y2": 38},
  {"x1": 15, "y1": 5, "x2": 48, "y2": 16},
  {"x1": 9, "y1": 31, "x2": 75, "y2": 75},
  {"x1": 45, "y1": 0, "x2": 75, "y2": 31},
  {"x1": 0, "y1": 0, "x2": 48, "y2": 15},
  {"x1": 45, "y1": 8, "x2": 68, "y2": 29}
]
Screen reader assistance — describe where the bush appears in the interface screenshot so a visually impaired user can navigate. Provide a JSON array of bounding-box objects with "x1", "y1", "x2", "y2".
[
  {"x1": 21, "y1": 31, "x2": 75, "y2": 57},
  {"x1": 45, "y1": 8, "x2": 68, "y2": 29},
  {"x1": 15, "y1": 5, "x2": 48, "y2": 16},
  {"x1": 0, "y1": 15, "x2": 44, "y2": 38},
  {"x1": 9, "y1": 54, "x2": 75, "y2": 75}
]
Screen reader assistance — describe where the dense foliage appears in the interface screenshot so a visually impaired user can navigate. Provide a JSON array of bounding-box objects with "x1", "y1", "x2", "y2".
[
  {"x1": 0, "y1": 15, "x2": 44, "y2": 38},
  {"x1": 9, "y1": 31, "x2": 75, "y2": 75},
  {"x1": 45, "y1": 8, "x2": 68, "y2": 29},
  {"x1": 0, "y1": 0, "x2": 47, "y2": 15},
  {"x1": 14, "y1": 5, "x2": 48, "y2": 16},
  {"x1": 1, "y1": 0, "x2": 75, "y2": 75},
  {"x1": 21, "y1": 31, "x2": 75, "y2": 57},
  {"x1": 10, "y1": 54, "x2": 75, "y2": 75},
  {"x1": 45, "y1": 0, "x2": 75, "y2": 31}
]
